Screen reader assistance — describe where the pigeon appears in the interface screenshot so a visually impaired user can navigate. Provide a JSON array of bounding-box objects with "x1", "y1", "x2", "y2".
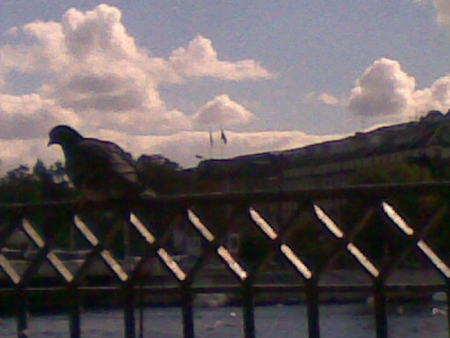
[{"x1": 48, "y1": 125, "x2": 152, "y2": 201}]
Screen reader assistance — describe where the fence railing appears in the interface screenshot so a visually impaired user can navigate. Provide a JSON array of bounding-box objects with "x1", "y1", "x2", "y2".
[{"x1": 0, "y1": 182, "x2": 448, "y2": 338}]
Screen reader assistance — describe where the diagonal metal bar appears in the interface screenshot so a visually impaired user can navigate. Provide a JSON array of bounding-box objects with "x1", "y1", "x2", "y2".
[
  {"x1": 188, "y1": 208, "x2": 248, "y2": 281},
  {"x1": 316, "y1": 206, "x2": 376, "y2": 276},
  {"x1": 127, "y1": 211, "x2": 187, "y2": 284},
  {"x1": 0, "y1": 214, "x2": 23, "y2": 284},
  {"x1": 0, "y1": 253, "x2": 20, "y2": 284},
  {"x1": 19, "y1": 218, "x2": 63, "y2": 287},
  {"x1": 185, "y1": 205, "x2": 248, "y2": 284},
  {"x1": 381, "y1": 201, "x2": 450, "y2": 280},
  {"x1": 69, "y1": 215, "x2": 128, "y2": 286},
  {"x1": 246, "y1": 201, "x2": 307, "y2": 282},
  {"x1": 417, "y1": 240, "x2": 450, "y2": 279},
  {"x1": 20, "y1": 218, "x2": 73, "y2": 284},
  {"x1": 157, "y1": 247, "x2": 186, "y2": 281},
  {"x1": 313, "y1": 205, "x2": 380, "y2": 279},
  {"x1": 248, "y1": 206, "x2": 313, "y2": 280},
  {"x1": 380, "y1": 203, "x2": 448, "y2": 280}
]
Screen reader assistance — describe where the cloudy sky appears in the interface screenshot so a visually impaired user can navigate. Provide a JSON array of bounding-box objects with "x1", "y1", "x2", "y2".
[{"x1": 0, "y1": 1, "x2": 449, "y2": 172}]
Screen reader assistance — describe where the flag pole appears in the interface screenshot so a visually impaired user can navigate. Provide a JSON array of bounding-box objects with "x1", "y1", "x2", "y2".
[{"x1": 209, "y1": 128, "x2": 214, "y2": 159}]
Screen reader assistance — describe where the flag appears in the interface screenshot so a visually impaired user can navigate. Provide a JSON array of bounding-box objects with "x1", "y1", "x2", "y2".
[{"x1": 220, "y1": 128, "x2": 228, "y2": 144}]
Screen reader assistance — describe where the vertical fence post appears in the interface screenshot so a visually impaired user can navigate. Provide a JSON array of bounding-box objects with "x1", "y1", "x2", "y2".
[
  {"x1": 68, "y1": 287, "x2": 81, "y2": 338},
  {"x1": 242, "y1": 281, "x2": 256, "y2": 338},
  {"x1": 447, "y1": 279, "x2": 450, "y2": 337},
  {"x1": 138, "y1": 282, "x2": 144, "y2": 338},
  {"x1": 181, "y1": 283, "x2": 194, "y2": 338},
  {"x1": 124, "y1": 286, "x2": 136, "y2": 338},
  {"x1": 373, "y1": 280, "x2": 388, "y2": 338},
  {"x1": 16, "y1": 287, "x2": 28, "y2": 338},
  {"x1": 305, "y1": 280, "x2": 320, "y2": 338}
]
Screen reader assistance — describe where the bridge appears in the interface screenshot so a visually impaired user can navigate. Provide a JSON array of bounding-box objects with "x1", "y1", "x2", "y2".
[{"x1": 0, "y1": 182, "x2": 448, "y2": 337}]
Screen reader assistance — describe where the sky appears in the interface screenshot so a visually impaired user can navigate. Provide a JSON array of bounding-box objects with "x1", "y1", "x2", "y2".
[{"x1": 0, "y1": 0, "x2": 449, "y2": 172}]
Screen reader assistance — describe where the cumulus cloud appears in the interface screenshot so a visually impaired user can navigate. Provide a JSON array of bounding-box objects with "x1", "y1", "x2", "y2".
[
  {"x1": 169, "y1": 36, "x2": 273, "y2": 81},
  {"x1": 192, "y1": 95, "x2": 255, "y2": 128},
  {"x1": 347, "y1": 58, "x2": 416, "y2": 118},
  {"x1": 0, "y1": 4, "x2": 285, "y2": 173},
  {"x1": 0, "y1": 94, "x2": 81, "y2": 139},
  {"x1": 0, "y1": 4, "x2": 273, "y2": 141},
  {"x1": 316, "y1": 57, "x2": 450, "y2": 120},
  {"x1": 413, "y1": 75, "x2": 450, "y2": 112}
]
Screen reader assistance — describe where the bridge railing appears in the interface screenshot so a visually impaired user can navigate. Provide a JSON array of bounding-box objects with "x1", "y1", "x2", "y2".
[{"x1": 0, "y1": 182, "x2": 448, "y2": 338}]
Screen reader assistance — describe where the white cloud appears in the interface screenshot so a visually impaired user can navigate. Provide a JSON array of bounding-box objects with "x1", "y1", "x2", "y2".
[
  {"x1": 0, "y1": 4, "x2": 273, "y2": 141},
  {"x1": 304, "y1": 92, "x2": 341, "y2": 106},
  {"x1": 169, "y1": 35, "x2": 274, "y2": 81},
  {"x1": 347, "y1": 58, "x2": 416, "y2": 118},
  {"x1": 0, "y1": 94, "x2": 81, "y2": 139},
  {"x1": 0, "y1": 4, "x2": 283, "y2": 173},
  {"x1": 61, "y1": 5, "x2": 140, "y2": 60},
  {"x1": 413, "y1": 74, "x2": 450, "y2": 112},
  {"x1": 316, "y1": 57, "x2": 450, "y2": 120},
  {"x1": 0, "y1": 137, "x2": 61, "y2": 176},
  {"x1": 192, "y1": 95, "x2": 255, "y2": 128},
  {"x1": 0, "y1": 129, "x2": 340, "y2": 173},
  {"x1": 318, "y1": 93, "x2": 340, "y2": 105}
]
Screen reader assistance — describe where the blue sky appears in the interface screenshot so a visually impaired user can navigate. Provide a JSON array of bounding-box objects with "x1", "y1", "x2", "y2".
[{"x1": 0, "y1": 1, "x2": 449, "y2": 170}]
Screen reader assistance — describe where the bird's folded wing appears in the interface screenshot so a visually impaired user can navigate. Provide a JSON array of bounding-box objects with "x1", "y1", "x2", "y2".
[{"x1": 69, "y1": 139, "x2": 141, "y2": 187}]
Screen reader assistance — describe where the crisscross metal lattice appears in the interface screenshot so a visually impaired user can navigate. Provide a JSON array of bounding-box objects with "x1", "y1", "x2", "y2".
[{"x1": 0, "y1": 182, "x2": 448, "y2": 338}]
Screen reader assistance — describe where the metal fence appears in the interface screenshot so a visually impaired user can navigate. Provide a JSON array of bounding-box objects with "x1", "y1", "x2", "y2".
[{"x1": 0, "y1": 182, "x2": 449, "y2": 338}]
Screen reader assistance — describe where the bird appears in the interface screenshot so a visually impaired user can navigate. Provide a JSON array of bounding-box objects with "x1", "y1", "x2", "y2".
[{"x1": 48, "y1": 125, "x2": 152, "y2": 201}]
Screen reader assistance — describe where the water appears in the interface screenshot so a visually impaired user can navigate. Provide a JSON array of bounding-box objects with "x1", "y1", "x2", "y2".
[{"x1": 0, "y1": 303, "x2": 447, "y2": 337}]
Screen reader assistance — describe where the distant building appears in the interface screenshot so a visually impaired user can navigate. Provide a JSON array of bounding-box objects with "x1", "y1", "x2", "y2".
[{"x1": 190, "y1": 110, "x2": 450, "y2": 192}]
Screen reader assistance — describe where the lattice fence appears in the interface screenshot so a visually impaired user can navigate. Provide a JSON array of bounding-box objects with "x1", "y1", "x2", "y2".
[{"x1": 0, "y1": 183, "x2": 448, "y2": 337}]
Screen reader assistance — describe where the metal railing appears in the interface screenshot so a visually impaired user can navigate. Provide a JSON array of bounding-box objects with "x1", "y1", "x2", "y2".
[{"x1": 0, "y1": 182, "x2": 449, "y2": 337}]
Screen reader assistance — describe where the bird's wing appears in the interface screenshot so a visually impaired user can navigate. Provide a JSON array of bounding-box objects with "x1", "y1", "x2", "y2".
[{"x1": 67, "y1": 139, "x2": 141, "y2": 191}]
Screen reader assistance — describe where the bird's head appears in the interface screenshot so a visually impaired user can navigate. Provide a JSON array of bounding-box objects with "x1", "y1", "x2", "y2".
[{"x1": 48, "y1": 125, "x2": 83, "y2": 147}]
